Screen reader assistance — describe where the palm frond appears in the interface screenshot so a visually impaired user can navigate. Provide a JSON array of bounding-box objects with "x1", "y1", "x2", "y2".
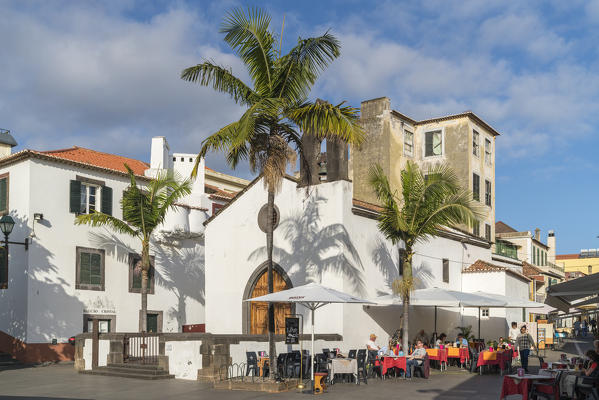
[
  {"x1": 156, "y1": 178, "x2": 193, "y2": 226},
  {"x1": 75, "y1": 212, "x2": 139, "y2": 238},
  {"x1": 274, "y1": 32, "x2": 341, "y2": 101},
  {"x1": 221, "y1": 7, "x2": 275, "y2": 94},
  {"x1": 286, "y1": 100, "x2": 364, "y2": 145},
  {"x1": 181, "y1": 61, "x2": 257, "y2": 106}
]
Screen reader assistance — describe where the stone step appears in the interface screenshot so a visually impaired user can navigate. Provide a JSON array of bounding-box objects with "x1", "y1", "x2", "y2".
[
  {"x1": 0, "y1": 353, "x2": 15, "y2": 362},
  {"x1": 81, "y1": 369, "x2": 174, "y2": 380},
  {"x1": 0, "y1": 360, "x2": 19, "y2": 366},
  {"x1": 107, "y1": 363, "x2": 164, "y2": 371},
  {"x1": 98, "y1": 366, "x2": 170, "y2": 375}
]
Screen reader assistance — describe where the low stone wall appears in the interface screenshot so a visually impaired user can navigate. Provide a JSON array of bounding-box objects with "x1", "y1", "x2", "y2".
[
  {"x1": 0, "y1": 330, "x2": 75, "y2": 363},
  {"x1": 74, "y1": 332, "x2": 342, "y2": 382}
]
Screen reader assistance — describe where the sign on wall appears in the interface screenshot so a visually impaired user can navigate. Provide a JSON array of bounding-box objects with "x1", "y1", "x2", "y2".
[{"x1": 285, "y1": 317, "x2": 299, "y2": 345}]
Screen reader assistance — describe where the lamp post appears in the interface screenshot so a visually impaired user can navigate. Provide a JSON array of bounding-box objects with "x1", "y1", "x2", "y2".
[{"x1": 0, "y1": 215, "x2": 29, "y2": 282}]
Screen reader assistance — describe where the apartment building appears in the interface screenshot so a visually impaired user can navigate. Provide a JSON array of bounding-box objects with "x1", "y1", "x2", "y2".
[
  {"x1": 352, "y1": 97, "x2": 497, "y2": 242},
  {"x1": 557, "y1": 250, "x2": 599, "y2": 277}
]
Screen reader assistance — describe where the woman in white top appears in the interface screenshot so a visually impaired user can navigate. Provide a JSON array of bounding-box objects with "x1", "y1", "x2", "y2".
[
  {"x1": 435, "y1": 333, "x2": 447, "y2": 348},
  {"x1": 508, "y1": 322, "x2": 520, "y2": 344}
]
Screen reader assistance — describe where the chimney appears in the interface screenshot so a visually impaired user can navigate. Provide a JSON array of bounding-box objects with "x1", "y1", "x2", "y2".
[
  {"x1": 325, "y1": 138, "x2": 349, "y2": 182},
  {"x1": 534, "y1": 228, "x2": 541, "y2": 241},
  {"x1": 547, "y1": 230, "x2": 556, "y2": 264},
  {"x1": 299, "y1": 133, "x2": 321, "y2": 187},
  {"x1": 0, "y1": 129, "x2": 17, "y2": 158},
  {"x1": 150, "y1": 136, "x2": 170, "y2": 170}
]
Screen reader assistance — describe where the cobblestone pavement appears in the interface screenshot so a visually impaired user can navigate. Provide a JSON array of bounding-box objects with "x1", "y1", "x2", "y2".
[{"x1": 0, "y1": 337, "x2": 594, "y2": 400}]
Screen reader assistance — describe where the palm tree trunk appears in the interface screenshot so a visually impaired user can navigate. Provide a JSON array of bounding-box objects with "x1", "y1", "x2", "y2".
[
  {"x1": 402, "y1": 251, "x2": 413, "y2": 353},
  {"x1": 140, "y1": 241, "x2": 150, "y2": 332},
  {"x1": 266, "y1": 190, "x2": 277, "y2": 379}
]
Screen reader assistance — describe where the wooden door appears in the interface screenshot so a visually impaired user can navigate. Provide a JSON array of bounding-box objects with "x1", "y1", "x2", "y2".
[{"x1": 250, "y1": 269, "x2": 291, "y2": 334}]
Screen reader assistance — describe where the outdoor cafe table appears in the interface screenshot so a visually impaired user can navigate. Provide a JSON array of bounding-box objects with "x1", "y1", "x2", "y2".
[
  {"x1": 329, "y1": 358, "x2": 358, "y2": 384},
  {"x1": 446, "y1": 347, "x2": 469, "y2": 365},
  {"x1": 381, "y1": 356, "x2": 407, "y2": 376},
  {"x1": 426, "y1": 348, "x2": 448, "y2": 370},
  {"x1": 477, "y1": 349, "x2": 512, "y2": 374},
  {"x1": 500, "y1": 374, "x2": 556, "y2": 400}
]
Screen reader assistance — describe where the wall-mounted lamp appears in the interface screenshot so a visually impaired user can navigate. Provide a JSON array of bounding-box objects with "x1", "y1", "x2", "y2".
[{"x1": 34, "y1": 213, "x2": 43, "y2": 221}]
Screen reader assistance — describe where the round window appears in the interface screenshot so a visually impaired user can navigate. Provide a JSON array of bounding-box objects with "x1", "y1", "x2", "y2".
[{"x1": 258, "y1": 204, "x2": 280, "y2": 233}]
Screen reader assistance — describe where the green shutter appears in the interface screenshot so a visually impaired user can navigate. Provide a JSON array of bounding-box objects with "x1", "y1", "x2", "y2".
[
  {"x1": 0, "y1": 177, "x2": 7, "y2": 213},
  {"x1": 425, "y1": 132, "x2": 433, "y2": 156},
  {"x1": 101, "y1": 186, "x2": 113, "y2": 216},
  {"x1": 69, "y1": 180, "x2": 82, "y2": 213}
]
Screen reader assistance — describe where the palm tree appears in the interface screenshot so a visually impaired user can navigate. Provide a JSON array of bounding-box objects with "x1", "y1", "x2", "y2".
[
  {"x1": 181, "y1": 7, "x2": 364, "y2": 377},
  {"x1": 75, "y1": 166, "x2": 191, "y2": 332},
  {"x1": 369, "y1": 161, "x2": 485, "y2": 352}
]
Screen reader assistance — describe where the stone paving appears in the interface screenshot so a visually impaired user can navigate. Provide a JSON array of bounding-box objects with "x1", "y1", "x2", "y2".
[{"x1": 0, "y1": 337, "x2": 593, "y2": 400}]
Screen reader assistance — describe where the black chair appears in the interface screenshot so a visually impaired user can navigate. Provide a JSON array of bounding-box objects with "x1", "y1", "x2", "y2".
[
  {"x1": 469, "y1": 346, "x2": 480, "y2": 373},
  {"x1": 367, "y1": 350, "x2": 381, "y2": 378},
  {"x1": 285, "y1": 351, "x2": 302, "y2": 378},
  {"x1": 314, "y1": 353, "x2": 328, "y2": 373},
  {"x1": 576, "y1": 375, "x2": 599, "y2": 400},
  {"x1": 246, "y1": 352, "x2": 258, "y2": 376},
  {"x1": 276, "y1": 353, "x2": 287, "y2": 378},
  {"x1": 302, "y1": 354, "x2": 311, "y2": 378},
  {"x1": 530, "y1": 370, "x2": 562, "y2": 400},
  {"x1": 356, "y1": 349, "x2": 368, "y2": 385},
  {"x1": 348, "y1": 349, "x2": 357, "y2": 359},
  {"x1": 410, "y1": 354, "x2": 430, "y2": 379},
  {"x1": 322, "y1": 348, "x2": 330, "y2": 359}
]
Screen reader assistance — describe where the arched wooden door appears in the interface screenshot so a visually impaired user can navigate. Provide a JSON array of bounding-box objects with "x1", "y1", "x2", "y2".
[{"x1": 250, "y1": 269, "x2": 292, "y2": 334}]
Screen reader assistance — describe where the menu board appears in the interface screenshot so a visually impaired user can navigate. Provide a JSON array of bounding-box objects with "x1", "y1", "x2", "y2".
[
  {"x1": 538, "y1": 327, "x2": 546, "y2": 349},
  {"x1": 285, "y1": 317, "x2": 300, "y2": 344}
]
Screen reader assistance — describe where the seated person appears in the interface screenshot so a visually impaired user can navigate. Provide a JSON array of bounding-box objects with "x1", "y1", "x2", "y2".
[
  {"x1": 406, "y1": 340, "x2": 427, "y2": 378},
  {"x1": 455, "y1": 333, "x2": 469, "y2": 348},
  {"x1": 413, "y1": 329, "x2": 430, "y2": 346},
  {"x1": 435, "y1": 333, "x2": 447, "y2": 348},
  {"x1": 367, "y1": 333, "x2": 380, "y2": 351},
  {"x1": 498, "y1": 337, "x2": 507, "y2": 348},
  {"x1": 585, "y1": 350, "x2": 599, "y2": 377},
  {"x1": 396, "y1": 344, "x2": 404, "y2": 357}
]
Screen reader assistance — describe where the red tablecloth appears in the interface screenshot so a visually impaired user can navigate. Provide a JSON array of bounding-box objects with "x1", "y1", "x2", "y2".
[
  {"x1": 500, "y1": 375, "x2": 556, "y2": 400},
  {"x1": 381, "y1": 356, "x2": 407, "y2": 376},
  {"x1": 426, "y1": 349, "x2": 448, "y2": 363},
  {"x1": 477, "y1": 349, "x2": 512, "y2": 371},
  {"x1": 446, "y1": 347, "x2": 469, "y2": 364}
]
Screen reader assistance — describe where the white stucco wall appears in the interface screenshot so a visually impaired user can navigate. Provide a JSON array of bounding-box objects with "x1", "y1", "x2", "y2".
[
  {"x1": 204, "y1": 176, "x2": 508, "y2": 351},
  {"x1": 1, "y1": 157, "x2": 205, "y2": 343},
  {"x1": 165, "y1": 340, "x2": 202, "y2": 380}
]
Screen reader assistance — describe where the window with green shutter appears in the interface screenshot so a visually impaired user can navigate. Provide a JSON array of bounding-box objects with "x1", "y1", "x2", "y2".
[
  {"x1": 473, "y1": 173, "x2": 480, "y2": 201},
  {"x1": 425, "y1": 130, "x2": 442, "y2": 157},
  {"x1": 76, "y1": 247, "x2": 105, "y2": 290},
  {"x1": 0, "y1": 173, "x2": 9, "y2": 215}
]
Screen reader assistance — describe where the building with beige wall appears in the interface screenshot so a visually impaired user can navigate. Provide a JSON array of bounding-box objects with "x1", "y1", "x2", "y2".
[
  {"x1": 557, "y1": 250, "x2": 599, "y2": 277},
  {"x1": 351, "y1": 97, "x2": 497, "y2": 242}
]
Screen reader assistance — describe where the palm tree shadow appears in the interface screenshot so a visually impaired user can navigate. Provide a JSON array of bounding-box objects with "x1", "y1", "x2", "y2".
[
  {"x1": 248, "y1": 195, "x2": 367, "y2": 297},
  {"x1": 371, "y1": 237, "x2": 435, "y2": 296}
]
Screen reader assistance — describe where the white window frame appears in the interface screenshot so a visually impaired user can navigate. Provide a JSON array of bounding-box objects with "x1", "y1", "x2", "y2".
[
  {"x1": 481, "y1": 308, "x2": 490, "y2": 318},
  {"x1": 485, "y1": 138, "x2": 492, "y2": 165},
  {"x1": 403, "y1": 128, "x2": 414, "y2": 157},
  {"x1": 80, "y1": 183, "x2": 101, "y2": 214},
  {"x1": 473, "y1": 130, "x2": 480, "y2": 157},
  {"x1": 423, "y1": 128, "x2": 444, "y2": 158}
]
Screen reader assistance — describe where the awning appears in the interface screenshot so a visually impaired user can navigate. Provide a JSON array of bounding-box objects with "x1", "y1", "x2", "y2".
[{"x1": 546, "y1": 273, "x2": 599, "y2": 312}]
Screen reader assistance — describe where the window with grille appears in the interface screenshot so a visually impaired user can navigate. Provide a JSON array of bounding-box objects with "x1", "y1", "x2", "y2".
[
  {"x1": 404, "y1": 130, "x2": 414, "y2": 157},
  {"x1": 485, "y1": 139, "x2": 492, "y2": 164},
  {"x1": 473, "y1": 223, "x2": 480, "y2": 237},
  {"x1": 425, "y1": 130, "x2": 442, "y2": 157},
  {"x1": 485, "y1": 224, "x2": 491, "y2": 241},
  {"x1": 485, "y1": 180, "x2": 492, "y2": 206},
  {"x1": 481, "y1": 308, "x2": 490, "y2": 317},
  {"x1": 76, "y1": 247, "x2": 105, "y2": 291}
]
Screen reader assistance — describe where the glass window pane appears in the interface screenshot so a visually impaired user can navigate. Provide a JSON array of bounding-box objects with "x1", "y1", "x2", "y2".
[
  {"x1": 80, "y1": 184, "x2": 88, "y2": 214},
  {"x1": 433, "y1": 132, "x2": 442, "y2": 155}
]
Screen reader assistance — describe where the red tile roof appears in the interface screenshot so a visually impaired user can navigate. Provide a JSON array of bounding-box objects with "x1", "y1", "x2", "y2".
[
  {"x1": 463, "y1": 259, "x2": 531, "y2": 282},
  {"x1": 556, "y1": 254, "x2": 579, "y2": 260},
  {"x1": 522, "y1": 262, "x2": 543, "y2": 276},
  {"x1": 205, "y1": 183, "x2": 236, "y2": 200},
  {"x1": 41, "y1": 146, "x2": 149, "y2": 176},
  {"x1": 352, "y1": 199, "x2": 384, "y2": 213}
]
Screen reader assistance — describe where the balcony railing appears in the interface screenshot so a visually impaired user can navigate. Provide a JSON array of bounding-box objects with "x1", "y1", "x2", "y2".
[{"x1": 547, "y1": 261, "x2": 565, "y2": 275}]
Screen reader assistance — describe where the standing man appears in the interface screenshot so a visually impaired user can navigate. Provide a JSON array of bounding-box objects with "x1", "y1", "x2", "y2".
[
  {"x1": 509, "y1": 322, "x2": 520, "y2": 344},
  {"x1": 516, "y1": 325, "x2": 537, "y2": 373}
]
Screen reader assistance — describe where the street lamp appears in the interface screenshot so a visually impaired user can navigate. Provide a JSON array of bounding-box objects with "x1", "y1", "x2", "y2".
[{"x1": 0, "y1": 214, "x2": 29, "y2": 274}]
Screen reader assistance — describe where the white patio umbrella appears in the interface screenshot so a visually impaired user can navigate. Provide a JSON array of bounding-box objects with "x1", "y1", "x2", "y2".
[
  {"x1": 245, "y1": 282, "x2": 375, "y2": 386},
  {"x1": 373, "y1": 287, "x2": 506, "y2": 334}
]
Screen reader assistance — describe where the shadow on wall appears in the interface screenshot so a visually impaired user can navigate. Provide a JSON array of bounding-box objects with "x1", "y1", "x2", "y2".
[
  {"x1": 154, "y1": 239, "x2": 205, "y2": 331},
  {"x1": 248, "y1": 195, "x2": 366, "y2": 296},
  {"x1": 0, "y1": 212, "x2": 82, "y2": 362},
  {"x1": 89, "y1": 229, "x2": 206, "y2": 332},
  {"x1": 370, "y1": 237, "x2": 434, "y2": 296}
]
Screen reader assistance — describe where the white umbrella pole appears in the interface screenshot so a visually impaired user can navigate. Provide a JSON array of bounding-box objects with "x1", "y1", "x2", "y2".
[{"x1": 311, "y1": 306, "x2": 315, "y2": 389}]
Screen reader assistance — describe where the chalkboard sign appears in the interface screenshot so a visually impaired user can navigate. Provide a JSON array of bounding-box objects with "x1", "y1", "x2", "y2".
[{"x1": 285, "y1": 317, "x2": 300, "y2": 344}]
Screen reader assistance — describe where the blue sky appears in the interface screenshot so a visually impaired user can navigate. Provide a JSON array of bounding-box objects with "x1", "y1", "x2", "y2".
[{"x1": 1, "y1": 0, "x2": 598, "y2": 254}]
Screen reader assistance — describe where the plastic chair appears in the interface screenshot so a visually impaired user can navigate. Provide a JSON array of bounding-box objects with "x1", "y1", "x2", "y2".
[
  {"x1": 348, "y1": 349, "x2": 357, "y2": 359},
  {"x1": 367, "y1": 350, "x2": 381, "y2": 378},
  {"x1": 410, "y1": 354, "x2": 430, "y2": 379},
  {"x1": 246, "y1": 352, "x2": 258, "y2": 376},
  {"x1": 276, "y1": 353, "x2": 287, "y2": 378},
  {"x1": 356, "y1": 349, "x2": 368, "y2": 385},
  {"x1": 530, "y1": 370, "x2": 562, "y2": 400},
  {"x1": 285, "y1": 351, "x2": 302, "y2": 378}
]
